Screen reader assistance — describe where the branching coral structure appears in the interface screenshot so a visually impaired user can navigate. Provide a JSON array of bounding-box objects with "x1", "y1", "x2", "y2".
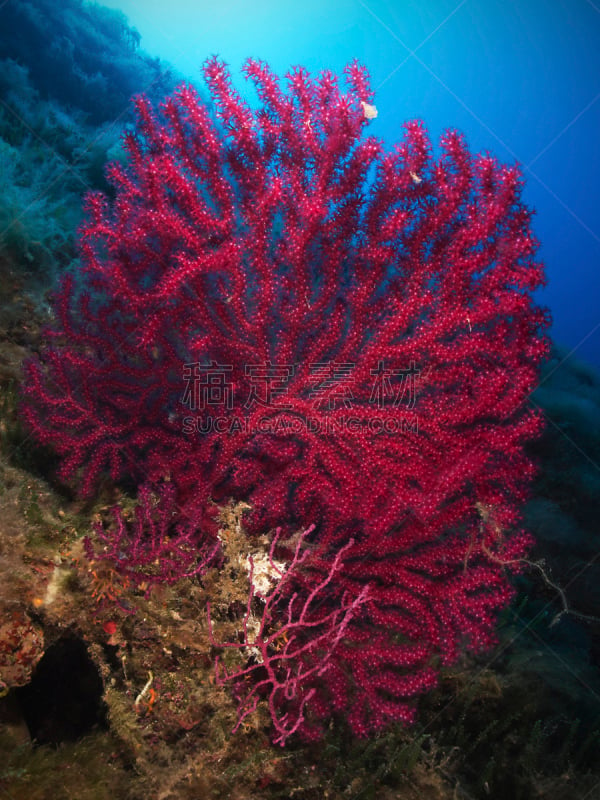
[{"x1": 21, "y1": 57, "x2": 550, "y2": 740}]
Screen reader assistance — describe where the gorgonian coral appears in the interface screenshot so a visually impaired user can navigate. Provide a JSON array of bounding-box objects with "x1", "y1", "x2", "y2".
[{"x1": 22, "y1": 57, "x2": 549, "y2": 739}]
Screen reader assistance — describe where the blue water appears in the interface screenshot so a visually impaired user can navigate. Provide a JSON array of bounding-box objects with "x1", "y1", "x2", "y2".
[{"x1": 99, "y1": 0, "x2": 600, "y2": 371}]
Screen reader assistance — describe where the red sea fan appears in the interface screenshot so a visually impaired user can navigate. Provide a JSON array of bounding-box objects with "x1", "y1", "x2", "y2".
[
  {"x1": 21, "y1": 57, "x2": 549, "y2": 738},
  {"x1": 84, "y1": 483, "x2": 219, "y2": 596}
]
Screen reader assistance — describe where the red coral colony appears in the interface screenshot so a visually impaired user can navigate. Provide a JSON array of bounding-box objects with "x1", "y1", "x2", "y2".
[{"x1": 21, "y1": 57, "x2": 549, "y2": 743}]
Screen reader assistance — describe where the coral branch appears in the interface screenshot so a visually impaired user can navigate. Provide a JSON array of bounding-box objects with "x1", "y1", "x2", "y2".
[
  {"x1": 84, "y1": 483, "x2": 218, "y2": 592},
  {"x1": 208, "y1": 528, "x2": 369, "y2": 745}
]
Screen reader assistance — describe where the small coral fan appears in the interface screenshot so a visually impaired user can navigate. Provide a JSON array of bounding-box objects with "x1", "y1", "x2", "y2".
[{"x1": 22, "y1": 57, "x2": 549, "y2": 740}]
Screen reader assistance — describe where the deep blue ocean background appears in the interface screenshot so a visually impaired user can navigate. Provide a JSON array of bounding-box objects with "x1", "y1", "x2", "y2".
[{"x1": 100, "y1": 0, "x2": 600, "y2": 371}]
